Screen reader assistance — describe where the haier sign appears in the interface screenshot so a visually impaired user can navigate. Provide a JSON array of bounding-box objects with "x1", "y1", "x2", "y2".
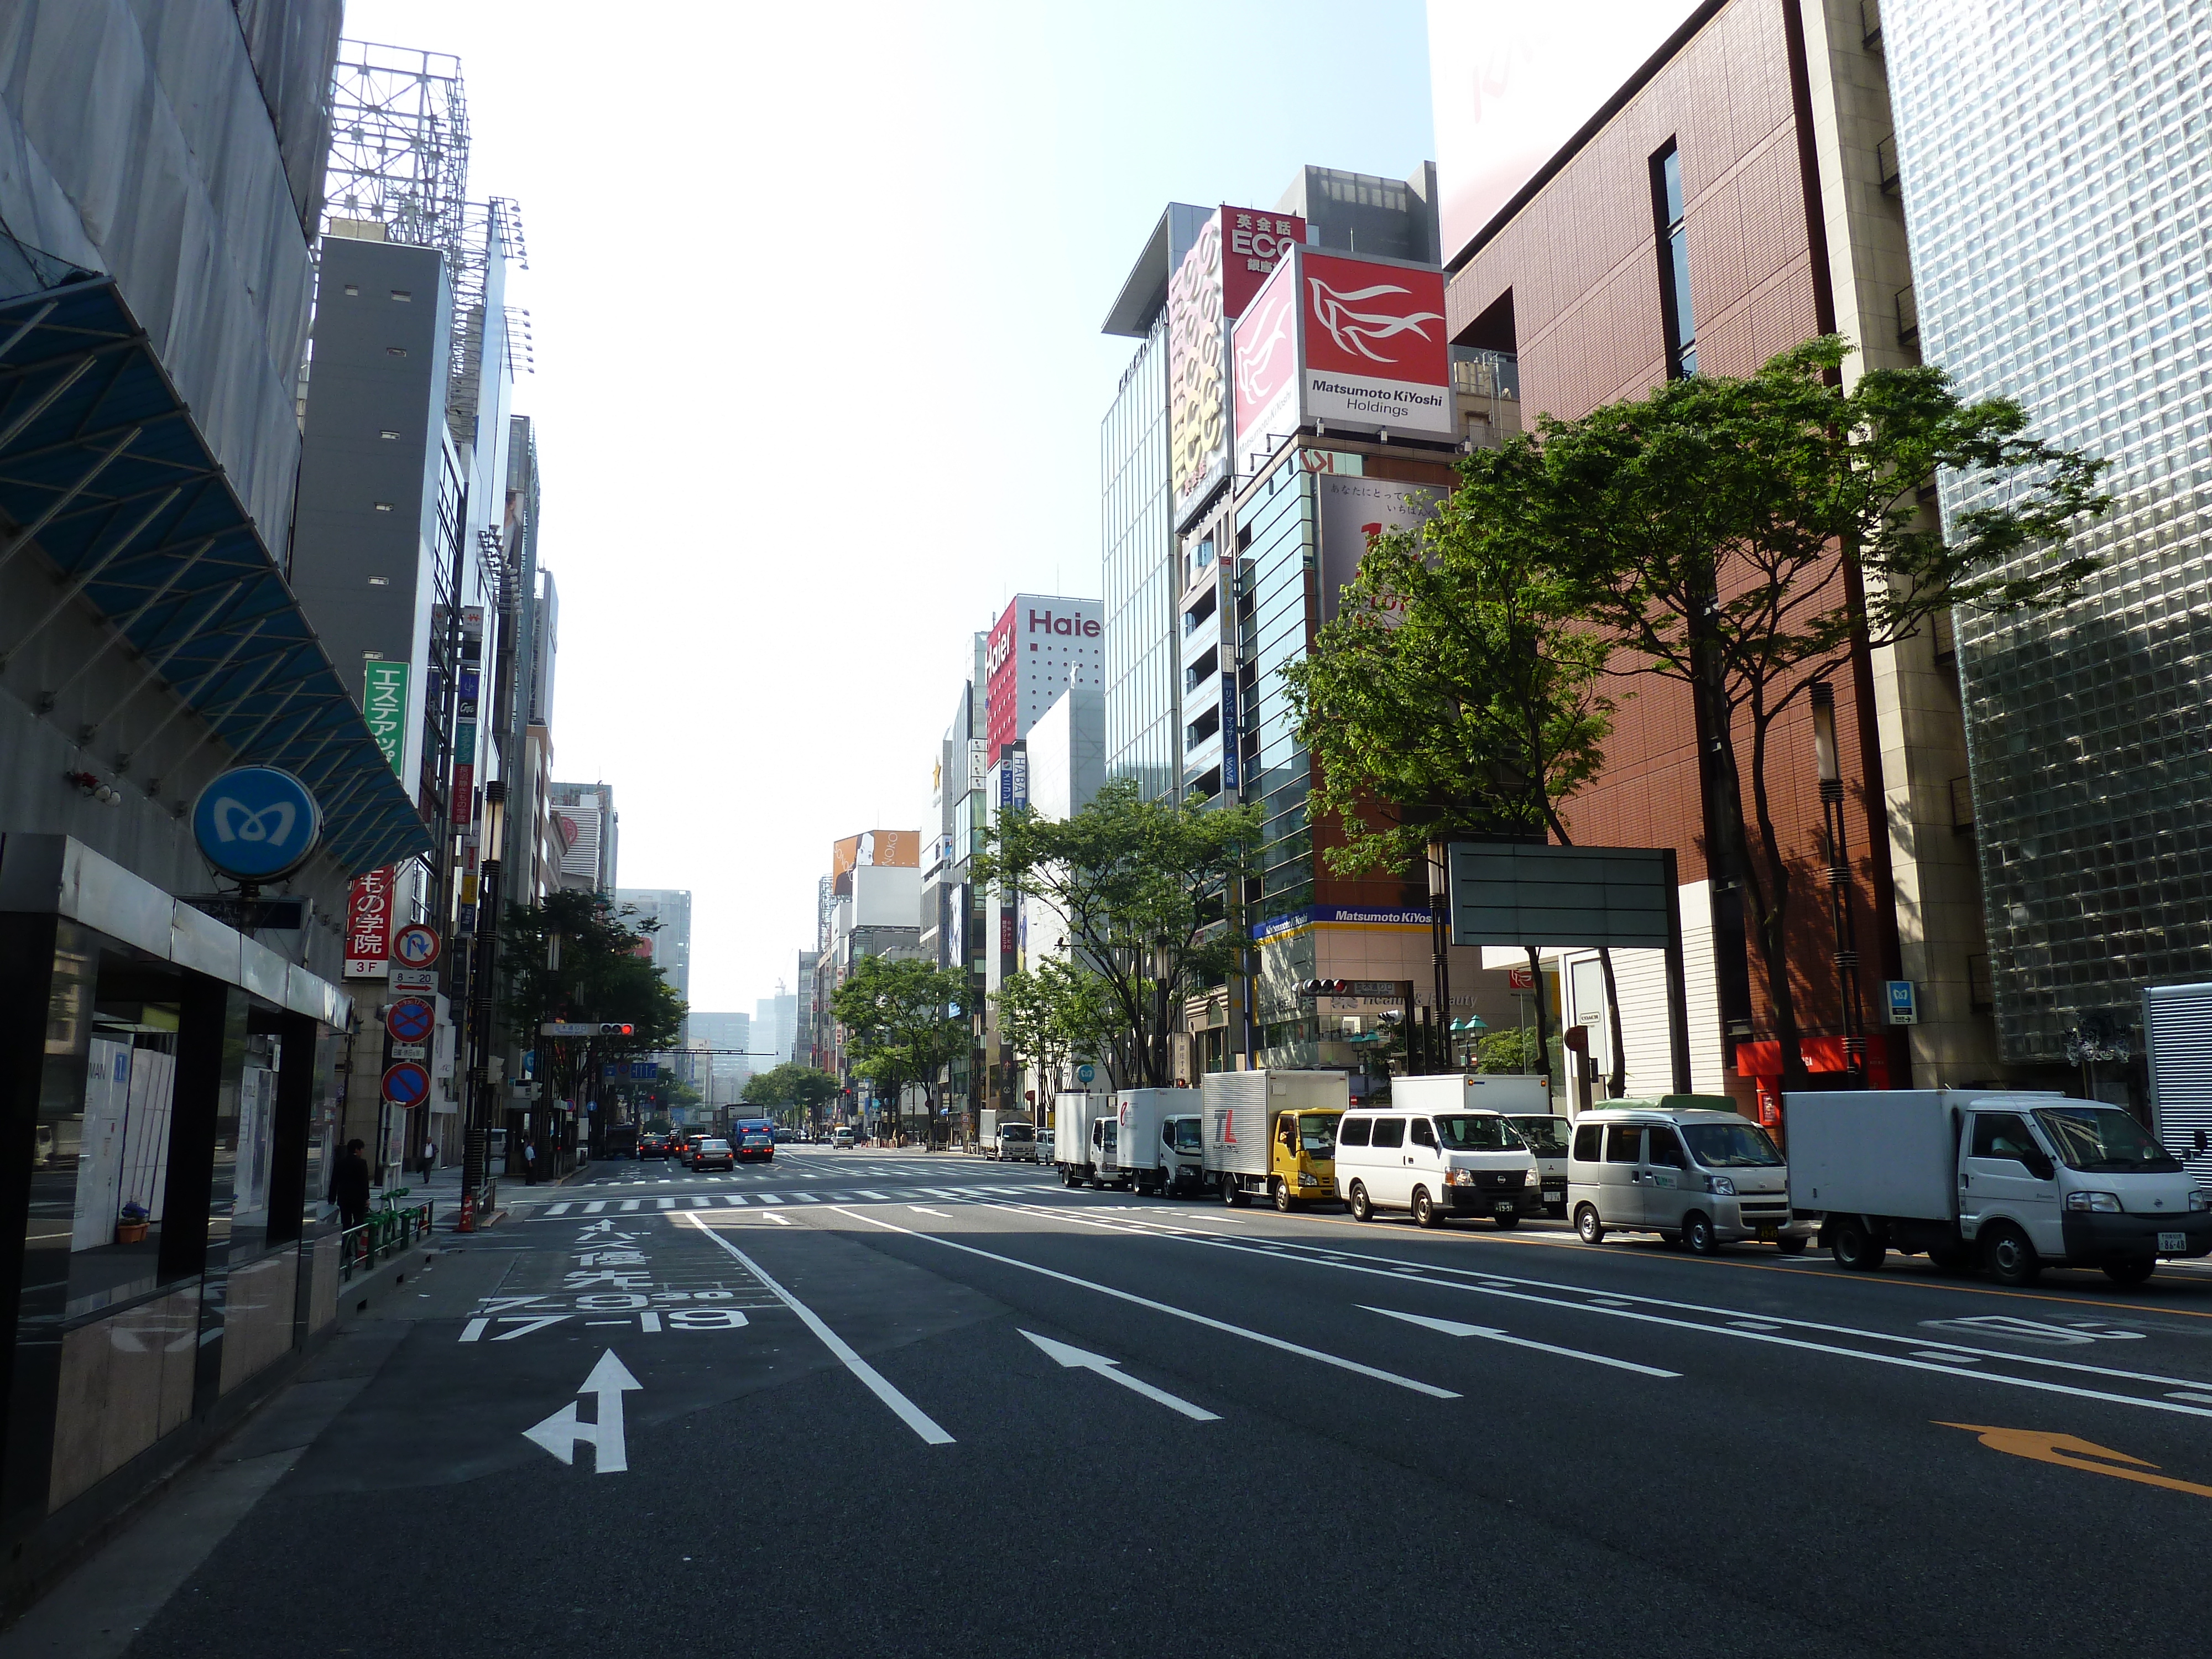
[{"x1": 1233, "y1": 247, "x2": 1455, "y2": 465}]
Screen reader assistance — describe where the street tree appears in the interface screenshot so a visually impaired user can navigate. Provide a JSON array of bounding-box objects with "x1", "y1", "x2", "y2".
[
  {"x1": 1281, "y1": 447, "x2": 1627, "y2": 1090},
  {"x1": 1537, "y1": 336, "x2": 2107, "y2": 1087},
  {"x1": 830, "y1": 955, "x2": 972, "y2": 1146},
  {"x1": 972, "y1": 779, "x2": 1259, "y2": 1088},
  {"x1": 499, "y1": 890, "x2": 686, "y2": 1109},
  {"x1": 993, "y1": 956, "x2": 1114, "y2": 1105},
  {"x1": 742, "y1": 1063, "x2": 839, "y2": 1124}
]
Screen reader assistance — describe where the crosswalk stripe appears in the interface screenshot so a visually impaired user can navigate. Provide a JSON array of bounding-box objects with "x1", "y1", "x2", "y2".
[
  {"x1": 855, "y1": 1190, "x2": 890, "y2": 1199},
  {"x1": 656, "y1": 1196, "x2": 674, "y2": 1209},
  {"x1": 585, "y1": 1201, "x2": 606, "y2": 1214},
  {"x1": 544, "y1": 1202, "x2": 571, "y2": 1215},
  {"x1": 790, "y1": 1192, "x2": 818, "y2": 1203},
  {"x1": 920, "y1": 1188, "x2": 959, "y2": 1198},
  {"x1": 757, "y1": 1193, "x2": 781, "y2": 1204},
  {"x1": 689, "y1": 1196, "x2": 712, "y2": 1207},
  {"x1": 620, "y1": 1199, "x2": 640, "y2": 1211}
]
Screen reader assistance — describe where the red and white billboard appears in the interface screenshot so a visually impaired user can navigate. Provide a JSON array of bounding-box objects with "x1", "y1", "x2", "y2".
[
  {"x1": 1232, "y1": 248, "x2": 1455, "y2": 466},
  {"x1": 345, "y1": 865, "x2": 394, "y2": 978},
  {"x1": 984, "y1": 593, "x2": 1103, "y2": 757},
  {"x1": 1170, "y1": 206, "x2": 1306, "y2": 528}
]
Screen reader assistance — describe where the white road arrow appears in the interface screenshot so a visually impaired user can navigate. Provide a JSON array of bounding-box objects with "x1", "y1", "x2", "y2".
[
  {"x1": 1020, "y1": 1330, "x2": 1220, "y2": 1421},
  {"x1": 1362, "y1": 1306, "x2": 1681, "y2": 1378},
  {"x1": 522, "y1": 1349, "x2": 643, "y2": 1473}
]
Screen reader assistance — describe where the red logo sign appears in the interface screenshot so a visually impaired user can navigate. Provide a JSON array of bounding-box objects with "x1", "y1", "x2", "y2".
[
  {"x1": 1220, "y1": 206, "x2": 1305, "y2": 317},
  {"x1": 1299, "y1": 253, "x2": 1448, "y2": 382},
  {"x1": 345, "y1": 866, "x2": 394, "y2": 977},
  {"x1": 1232, "y1": 259, "x2": 1300, "y2": 461},
  {"x1": 1507, "y1": 966, "x2": 1535, "y2": 991}
]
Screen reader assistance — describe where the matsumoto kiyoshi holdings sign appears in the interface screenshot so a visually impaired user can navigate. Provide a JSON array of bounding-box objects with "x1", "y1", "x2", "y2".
[{"x1": 1234, "y1": 247, "x2": 1454, "y2": 460}]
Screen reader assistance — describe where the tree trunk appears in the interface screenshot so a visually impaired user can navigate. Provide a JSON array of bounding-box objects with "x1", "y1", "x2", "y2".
[{"x1": 1743, "y1": 707, "x2": 1808, "y2": 1092}]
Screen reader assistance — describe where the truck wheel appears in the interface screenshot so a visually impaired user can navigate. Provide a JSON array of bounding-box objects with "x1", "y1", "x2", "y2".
[
  {"x1": 2102, "y1": 1258, "x2": 2156, "y2": 1287},
  {"x1": 1830, "y1": 1217, "x2": 1886, "y2": 1271},
  {"x1": 1348, "y1": 1182, "x2": 1374, "y2": 1223},
  {"x1": 1411, "y1": 1187, "x2": 1440, "y2": 1228},
  {"x1": 1683, "y1": 1212, "x2": 1719, "y2": 1255},
  {"x1": 1223, "y1": 1177, "x2": 1246, "y2": 1208},
  {"x1": 1575, "y1": 1204, "x2": 1605, "y2": 1245},
  {"x1": 1272, "y1": 1178, "x2": 1295, "y2": 1213},
  {"x1": 1981, "y1": 1224, "x2": 2040, "y2": 1286},
  {"x1": 1062, "y1": 1167, "x2": 1081, "y2": 1188}
]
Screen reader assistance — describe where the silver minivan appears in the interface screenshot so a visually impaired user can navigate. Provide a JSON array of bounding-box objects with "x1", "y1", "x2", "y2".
[{"x1": 1566, "y1": 1099, "x2": 1814, "y2": 1254}]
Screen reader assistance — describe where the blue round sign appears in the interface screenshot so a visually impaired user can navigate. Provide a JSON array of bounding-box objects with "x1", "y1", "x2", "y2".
[{"x1": 190, "y1": 766, "x2": 321, "y2": 882}]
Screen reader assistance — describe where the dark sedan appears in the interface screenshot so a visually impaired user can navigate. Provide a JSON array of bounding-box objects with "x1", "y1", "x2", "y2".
[{"x1": 690, "y1": 1137, "x2": 735, "y2": 1171}]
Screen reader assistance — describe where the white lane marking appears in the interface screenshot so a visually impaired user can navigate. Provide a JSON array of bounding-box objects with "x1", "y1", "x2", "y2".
[
  {"x1": 656, "y1": 1197, "x2": 674, "y2": 1209},
  {"x1": 830, "y1": 1207, "x2": 1456, "y2": 1400},
  {"x1": 460, "y1": 1318, "x2": 488, "y2": 1342},
  {"x1": 1021, "y1": 1330, "x2": 1221, "y2": 1420},
  {"x1": 757, "y1": 1193, "x2": 782, "y2": 1204},
  {"x1": 761, "y1": 1211, "x2": 792, "y2": 1226},
  {"x1": 681, "y1": 1212, "x2": 953, "y2": 1445},
  {"x1": 2166, "y1": 1390, "x2": 2212, "y2": 1404},
  {"x1": 856, "y1": 1190, "x2": 891, "y2": 1199},
  {"x1": 909, "y1": 1206, "x2": 949, "y2": 1218},
  {"x1": 522, "y1": 1349, "x2": 640, "y2": 1474},
  {"x1": 584, "y1": 1201, "x2": 606, "y2": 1214},
  {"x1": 1914, "y1": 1350, "x2": 1980, "y2": 1363},
  {"x1": 980, "y1": 1201, "x2": 2212, "y2": 1421},
  {"x1": 544, "y1": 1202, "x2": 571, "y2": 1217},
  {"x1": 641, "y1": 1311, "x2": 662, "y2": 1333},
  {"x1": 620, "y1": 1200, "x2": 640, "y2": 1212},
  {"x1": 1363, "y1": 1306, "x2": 1681, "y2": 1378},
  {"x1": 920, "y1": 1188, "x2": 960, "y2": 1199},
  {"x1": 789, "y1": 1193, "x2": 818, "y2": 1203}
]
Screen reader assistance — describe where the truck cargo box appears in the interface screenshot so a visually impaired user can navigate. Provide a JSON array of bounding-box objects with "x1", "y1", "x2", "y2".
[
  {"x1": 1109, "y1": 1089, "x2": 1183, "y2": 1173},
  {"x1": 1054, "y1": 1092, "x2": 1107, "y2": 1170},
  {"x1": 2145, "y1": 981, "x2": 2212, "y2": 1190},
  {"x1": 1785, "y1": 1089, "x2": 1961, "y2": 1221},
  {"x1": 1202, "y1": 1071, "x2": 1349, "y2": 1177},
  {"x1": 1391, "y1": 1074, "x2": 1550, "y2": 1114}
]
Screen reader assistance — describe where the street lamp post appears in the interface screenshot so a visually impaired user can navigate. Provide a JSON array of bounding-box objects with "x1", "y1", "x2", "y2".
[
  {"x1": 1427, "y1": 841, "x2": 1453, "y2": 1076},
  {"x1": 461, "y1": 780, "x2": 508, "y2": 1228},
  {"x1": 1809, "y1": 684, "x2": 1866, "y2": 1082}
]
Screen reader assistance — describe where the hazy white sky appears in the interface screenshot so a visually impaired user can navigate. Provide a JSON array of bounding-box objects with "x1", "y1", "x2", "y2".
[{"x1": 344, "y1": 1, "x2": 1436, "y2": 1015}]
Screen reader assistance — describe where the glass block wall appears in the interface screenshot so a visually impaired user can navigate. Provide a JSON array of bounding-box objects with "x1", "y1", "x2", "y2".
[{"x1": 1886, "y1": 0, "x2": 2212, "y2": 1060}]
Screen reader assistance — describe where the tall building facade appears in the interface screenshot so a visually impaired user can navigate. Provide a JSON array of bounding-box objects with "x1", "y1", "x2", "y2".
[
  {"x1": 615, "y1": 888, "x2": 693, "y2": 1008},
  {"x1": 1884, "y1": 0, "x2": 2212, "y2": 1082},
  {"x1": 550, "y1": 781, "x2": 617, "y2": 893}
]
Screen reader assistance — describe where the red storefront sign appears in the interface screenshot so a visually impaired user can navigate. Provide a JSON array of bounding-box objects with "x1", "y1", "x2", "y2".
[{"x1": 345, "y1": 865, "x2": 395, "y2": 978}]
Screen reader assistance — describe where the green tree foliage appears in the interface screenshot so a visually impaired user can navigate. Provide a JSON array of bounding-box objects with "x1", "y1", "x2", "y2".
[
  {"x1": 1535, "y1": 336, "x2": 2107, "y2": 1085},
  {"x1": 971, "y1": 779, "x2": 1259, "y2": 1088},
  {"x1": 830, "y1": 955, "x2": 972, "y2": 1145},
  {"x1": 993, "y1": 957, "x2": 1114, "y2": 1099},
  {"x1": 1282, "y1": 445, "x2": 1626, "y2": 1088},
  {"x1": 1475, "y1": 1027, "x2": 1541, "y2": 1076},
  {"x1": 499, "y1": 890, "x2": 687, "y2": 1107},
  {"x1": 742, "y1": 1063, "x2": 839, "y2": 1121}
]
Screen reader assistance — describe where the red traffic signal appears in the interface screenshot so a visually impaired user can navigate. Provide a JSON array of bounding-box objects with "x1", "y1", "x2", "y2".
[
  {"x1": 1298, "y1": 979, "x2": 1354, "y2": 998},
  {"x1": 599, "y1": 1022, "x2": 634, "y2": 1036}
]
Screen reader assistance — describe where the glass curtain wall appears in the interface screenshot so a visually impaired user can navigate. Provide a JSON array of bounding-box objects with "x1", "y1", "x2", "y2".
[
  {"x1": 1244, "y1": 456, "x2": 1317, "y2": 925},
  {"x1": 1101, "y1": 317, "x2": 1178, "y2": 799}
]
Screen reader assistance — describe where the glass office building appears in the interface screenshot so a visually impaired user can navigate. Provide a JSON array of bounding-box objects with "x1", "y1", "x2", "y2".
[
  {"x1": 1100, "y1": 315, "x2": 1180, "y2": 799},
  {"x1": 1887, "y1": 0, "x2": 2212, "y2": 1061}
]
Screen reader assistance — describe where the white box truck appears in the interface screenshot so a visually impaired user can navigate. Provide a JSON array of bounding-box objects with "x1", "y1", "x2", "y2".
[
  {"x1": 1201, "y1": 1071, "x2": 1350, "y2": 1211},
  {"x1": 1096, "y1": 1089, "x2": 1206, "y2": 1196},
  {"x1": 1392, "y1": 1074, "x2": 1566, "y2": 1214},
  {"x1": 979, "y1": 1110, "x2": 1035, "y2": 1160},
  {"x1": 1053, "y1": 1092, "x2": 1109, "y2": 1188},
  {"x1": 1786, "y1": 1088, "x2": 2212, "y2": 1285}
]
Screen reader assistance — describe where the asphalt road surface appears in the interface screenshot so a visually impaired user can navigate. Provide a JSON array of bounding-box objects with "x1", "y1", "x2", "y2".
[{"x1": 12, "y1": 1147, "x2": 2212, "y2": 1659}]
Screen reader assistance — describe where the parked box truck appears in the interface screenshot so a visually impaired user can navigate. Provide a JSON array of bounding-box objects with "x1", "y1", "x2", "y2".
[
  {"x1": 1053, "y1": 1092, "x2": 1109, "y2": 1188},
  {"x1": 1786, "y1": 1088, "x2": 2212, "y2": 1285},
  {"x1": 979, "y1": 1110, "x2": 1035, "y2": 1160},
  {"x1": 1201, "y1": 1071, "x2": 1349, "y2": 1211},
  {"x1": 2143, "y1": 981, "x2": 2212, "y2": 1192},
  {"x1": 1096, "y1": 1089, "x2": 1205, "y2": 1195}
]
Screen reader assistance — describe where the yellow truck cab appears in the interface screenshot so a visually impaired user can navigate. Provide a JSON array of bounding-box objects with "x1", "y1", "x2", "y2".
[{"x1": 1201, "y1": 1070, "x2": 1350, "y2": 1211}]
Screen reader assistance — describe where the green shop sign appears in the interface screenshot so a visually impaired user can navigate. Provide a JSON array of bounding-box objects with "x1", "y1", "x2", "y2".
[{"x1": 364, "y1": 660, "x2": 410, "y2": 776}]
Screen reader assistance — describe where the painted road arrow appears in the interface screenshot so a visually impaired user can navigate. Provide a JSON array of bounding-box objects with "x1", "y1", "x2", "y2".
[
  {"x1": 1020, "y1": 1331, "x2": 1220, "y2": 1421},
  {"x1": 1361, "y1": 1306, "x2": 1681, "y2": 1379},
  {"x1": 523, "y1": 1349, "x2": 642, "y2": 1473},
  {"x1": 1939, "y1": 1422, "x2": 2212, "y2": 1499}
]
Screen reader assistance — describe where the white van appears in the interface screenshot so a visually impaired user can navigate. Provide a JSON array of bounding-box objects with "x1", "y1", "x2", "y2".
[
  {"x1": 1334, "y1": 1103, "x2": 1539, "y2": 1228},
  {"x1": 1566, "y1": 1099, "x2": 1813, "y2": 1254},
  {"x1": 1504, "y1": 1114, "x2": 1572, "y2": 1215}
]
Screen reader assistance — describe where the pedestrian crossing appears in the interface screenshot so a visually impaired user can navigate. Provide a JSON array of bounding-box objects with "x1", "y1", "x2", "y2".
[{"x1": 527, "y1": 1183, "x2": 1059, "y2": 1217}]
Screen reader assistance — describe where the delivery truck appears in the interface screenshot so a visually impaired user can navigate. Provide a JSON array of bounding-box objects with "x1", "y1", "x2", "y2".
[
  {"x1": 1201, "y1": 1070, "x2": 1349, "y2": 1211},
  {"x1": 2143, "y1": 981, "x2": 2212, "y2": 1192},
  {"x1": 1094, "y1": 1089, "x2": 1206, "y2": 1195},
  {"x1": 1786, "y1": 1088, "x2": 2212, "y2": 1285},
  {"x1": 1053, "y1": 1092, "x2": 1109, "y2": 1188},
  {"x1": 979, "y1": 1110, "x2": 1036, "y2": 1160}
]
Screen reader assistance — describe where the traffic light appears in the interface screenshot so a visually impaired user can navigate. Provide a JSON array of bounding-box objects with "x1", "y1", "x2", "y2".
[
  {"x1": 1298, "y1": 979, "x2": 1353, "y2": 998},
  {"x1": 599, "y1": 1022, "x2": 634, "y2": 1036}
]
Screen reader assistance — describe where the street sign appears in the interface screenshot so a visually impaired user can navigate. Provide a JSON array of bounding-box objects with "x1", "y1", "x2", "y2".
[
  {"x1": 1886, "y1": 980, "x2": 1919, "y2": 1025},
  {"x1": 190, "y1": 765, "x2": 322, "y2": 883},
  {"x1": 1507, "y1": 966, "x2": 1535, "y2": 991},
  {"x1": 390, "y1": 966, "x2": 438, "y2": 994},
  {"x1": 392, "y1": 923, "x2": 442, "y2": 968},
  {"x1": 541, "y1": 1022, "x2": 597, "y2": 1037},
  {"x1": 387, "y1": 1041, "x2": 428, "y2": 1062},
  {"x1": 1077, "y1": 1063, "x2": 1096, "y2": 1084},
  {"x1": 385, "y1": 998, "x2": 435, "y2": 1045},
  {"x1": 632, "y1": 1061, "x2": 659, "y2": 1079},
  {"x1": 381, "y1": 1060, "x2": 431, "y2": 1106}
]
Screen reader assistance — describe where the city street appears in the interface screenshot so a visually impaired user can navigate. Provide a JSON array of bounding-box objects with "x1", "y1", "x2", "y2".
[{"x1": 9, "y1": 1147, "x2": 2210, "y2": 1659}]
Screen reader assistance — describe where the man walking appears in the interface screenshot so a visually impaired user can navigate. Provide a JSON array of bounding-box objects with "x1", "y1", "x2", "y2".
[{"x1": 329, "y1": 1138, "x2": 371, "y2": 1230}]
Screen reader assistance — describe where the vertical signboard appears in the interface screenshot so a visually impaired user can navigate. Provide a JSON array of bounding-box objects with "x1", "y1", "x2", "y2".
[
  {"x1": 1171, "y1": 206, "x2": 1306, "y2": 528},
  {"x1": 344, "y1": 865, "x2": 395, "y2": 978},
  {"x1": 1219, "y1": 672, "x2": 1241, "y2": 791},
  {"x1": 1232, "y1": 257, "x2": 1301, "y2": 472},
  {"x1": 1296, "y1": 250, "x2": 1453, "y2": 440},
  {"x1": 363, "y1": 661, "x2": 410, "y2": 777},
  {"x1": 1314, "y1": 474, "x2": 1447, "y2": 622}
]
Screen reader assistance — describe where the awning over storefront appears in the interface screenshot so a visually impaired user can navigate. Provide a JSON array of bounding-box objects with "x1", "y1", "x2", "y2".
[{"x1": 0, "y1": 256, "x2": 431, "y2": 876}]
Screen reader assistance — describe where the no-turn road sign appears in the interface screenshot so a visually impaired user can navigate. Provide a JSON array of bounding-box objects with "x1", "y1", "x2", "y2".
[{"x1": 392, "y1": 923, "x2": 442, "y2": 968}]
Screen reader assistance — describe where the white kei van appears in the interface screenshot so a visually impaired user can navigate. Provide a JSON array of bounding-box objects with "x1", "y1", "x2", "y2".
[
  {"x1": 1566, "y1": 1099, "x2": 1815, "y2": 1254},
  {"x1": 1334, "y1": 1104, "x2": 1540, "y2": 1228}
]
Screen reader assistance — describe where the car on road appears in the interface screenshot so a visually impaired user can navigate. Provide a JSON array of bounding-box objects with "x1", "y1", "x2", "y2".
[
  {"x1": 773, "y1": 1126, "x2": 794, "y2": 1144},
  {"x1": 1335, "y1": 1103, "x2": 1538, "y2": 1228},
  {"x1": 831, "y1": 1125, "x2": 855, "y2": 1149},
  {"x1": 1567, "y1": 1100, "x2": 1814, "y2": 1254},
  {"x1": 690, "y1": 1137, "x2": 735, "y2": 1171},
  {"x1": 1036, "y1": 1129, "x2": 1053, "y2": 1164},
  {"x1": 640, "y1": 1134, "x2": 670, "y2": 1159},
  {"x1": 1503, "y1": 1112, "x2": 1573, "y2": 1215},
  {"x1": 679, "y1": 1133, "x2": 712, "y2": 1167},
  {"x1": 734, "y1": 1119, "x2": 776, "y2": 1162}
]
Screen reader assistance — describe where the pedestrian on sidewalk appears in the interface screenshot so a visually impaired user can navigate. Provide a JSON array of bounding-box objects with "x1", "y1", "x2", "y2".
[
  {"x1": 330, "y1": 1139, "x2": 371, "y2": 1229},
  {"x1": 523, "y1": 1139, "x2": 538, "y2": 1184},
  {"x1": 421, "y1": 1139, "x2": 437, "y2": 1180}
]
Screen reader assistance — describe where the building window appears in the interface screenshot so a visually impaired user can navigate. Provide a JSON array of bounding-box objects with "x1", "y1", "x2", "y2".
[{"x1": 1651, "y1": 142, "x2": 1695, "y2": 377}]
